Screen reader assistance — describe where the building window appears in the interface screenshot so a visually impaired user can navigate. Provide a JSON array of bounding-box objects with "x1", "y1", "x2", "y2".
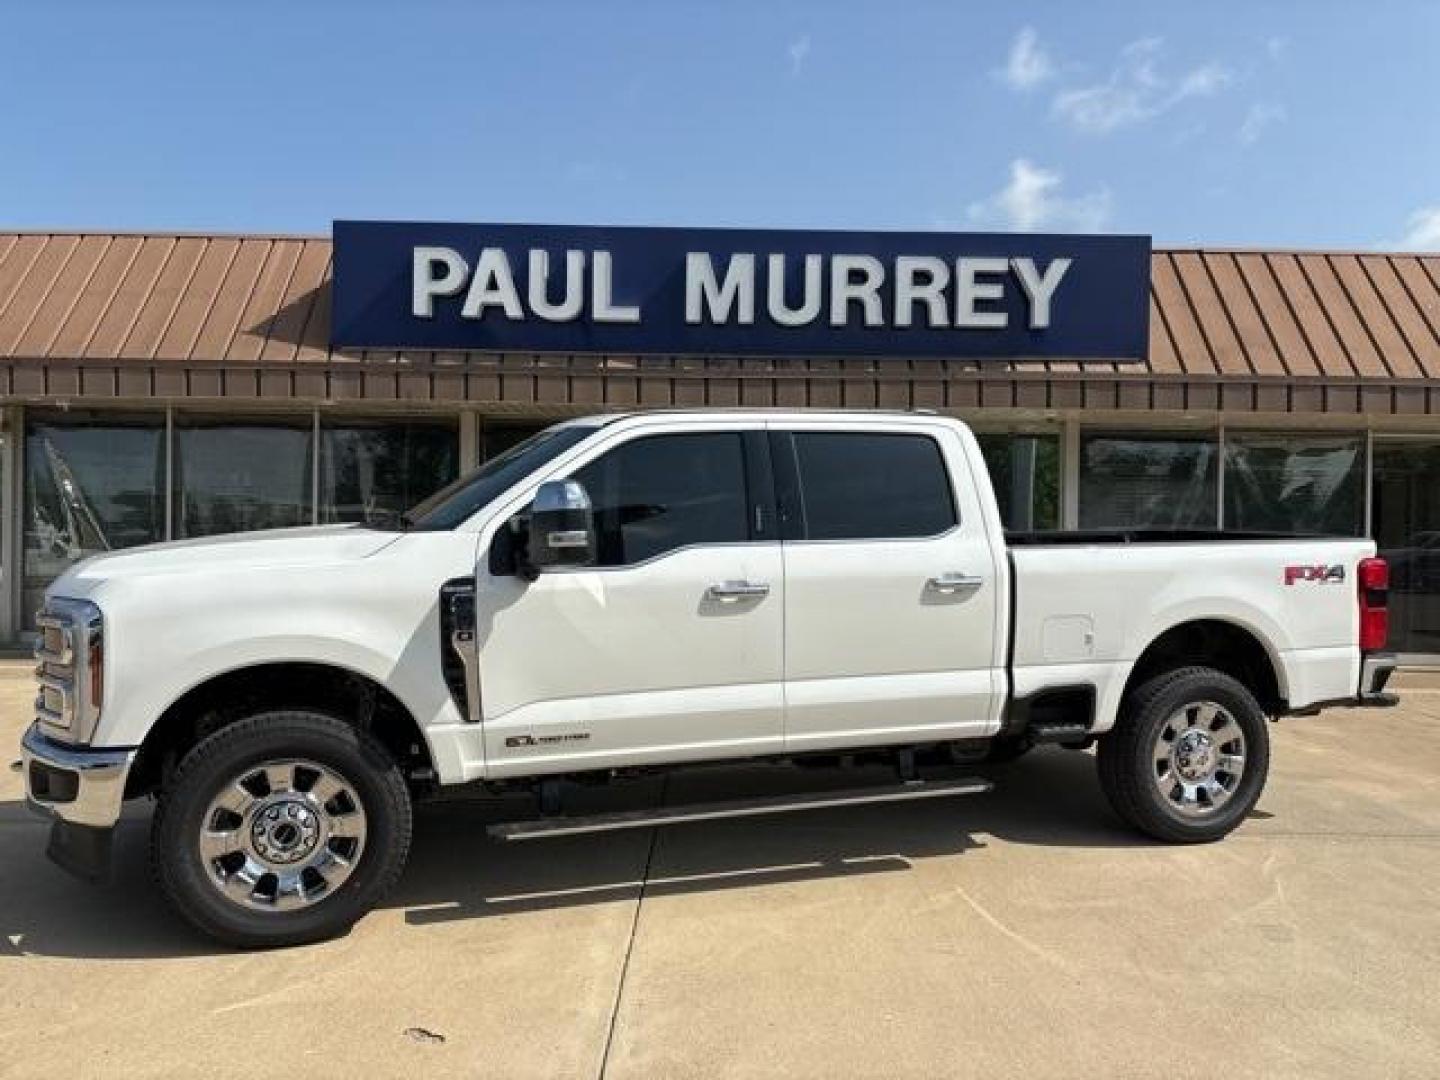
[
  {"x1": 976, "y1": 433, "x2": 1060, "y2": 531},
  {"x1": 1372, "y1": 440, "x2": 1440, "y2": 654},
  {"x1": 1079, "y1": 432, "x2": 1218, "y2": 529},
  {"x1": 483, "y1": 423, "x2": 549, "y2": 461},
  {"x1": 319, "y1": 419, "x2": 459, "y2": 526},
  {"x1": 23, "y1": 411, "x2": 165, "y2": 624},
  {"x1": 1224, "y1": 433, "x2": 1364, "y2": 536},
  {"x1": 173, "y1": 415, "x2": 314, "y2": 538}
]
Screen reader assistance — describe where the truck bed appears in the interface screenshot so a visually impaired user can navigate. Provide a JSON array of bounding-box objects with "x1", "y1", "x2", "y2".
[{"x1": 1005, "y1": 534, "x2": 1373, "y2": 732}]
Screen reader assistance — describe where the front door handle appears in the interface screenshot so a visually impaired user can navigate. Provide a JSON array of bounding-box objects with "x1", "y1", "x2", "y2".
[
  {"x1": 707, "y1": 580, "x2": 771, "y2": 602},
  {"x1": 927, "y1": 573, "x2": 983, "y2": 594}
]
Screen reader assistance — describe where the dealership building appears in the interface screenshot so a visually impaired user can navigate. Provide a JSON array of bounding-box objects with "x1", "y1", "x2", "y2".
[{"x1": 0, "y1": 225, "x2": 1437, "y2": 659}]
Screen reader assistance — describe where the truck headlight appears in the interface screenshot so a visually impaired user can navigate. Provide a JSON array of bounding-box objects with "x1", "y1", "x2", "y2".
[{"x1": 34, "y1": 598, "x2": 104, "y2": 744}]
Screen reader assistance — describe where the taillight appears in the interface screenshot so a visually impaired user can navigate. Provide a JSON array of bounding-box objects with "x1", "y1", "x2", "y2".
[{"x1": 1358, "y1": 556, "x2": 1389, "y2": 652}]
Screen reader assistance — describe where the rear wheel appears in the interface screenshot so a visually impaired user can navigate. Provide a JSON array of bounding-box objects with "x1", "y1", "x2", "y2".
[
  {"x1": 1097, "y1": 666, "x2": 1269, "y2": 843},
  {"x1": 151, "y1": 711, "x2": 413, "y2": 948}
]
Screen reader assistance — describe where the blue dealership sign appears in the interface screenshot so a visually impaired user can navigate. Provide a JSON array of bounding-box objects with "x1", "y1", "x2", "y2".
[{"x1": 331, "y1": 220, "x2": 1150, "y2": 361}]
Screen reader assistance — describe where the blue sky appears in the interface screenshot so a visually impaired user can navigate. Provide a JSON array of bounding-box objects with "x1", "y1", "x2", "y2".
[{"x1": 3, "y1": 1, "x2": 1438, "y2": 249}]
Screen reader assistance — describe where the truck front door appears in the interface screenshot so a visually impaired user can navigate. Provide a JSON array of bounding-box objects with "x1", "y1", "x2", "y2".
[
  {"x1": 476, "y1": 425, "x2": 785, "y2": 776},
  {"x1": 772, "y1": 422, "x2": 1005, "y2": 751}
]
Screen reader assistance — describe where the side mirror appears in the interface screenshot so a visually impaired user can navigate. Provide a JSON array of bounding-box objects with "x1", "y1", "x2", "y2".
[{"x1": 526, "y1": 479, "x2": 596, "y2": 572}]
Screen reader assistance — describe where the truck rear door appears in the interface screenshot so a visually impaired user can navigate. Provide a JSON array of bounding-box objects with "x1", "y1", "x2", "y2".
[{"x1": 771, "y1": 420, "x2": 1005, "y2": 751}]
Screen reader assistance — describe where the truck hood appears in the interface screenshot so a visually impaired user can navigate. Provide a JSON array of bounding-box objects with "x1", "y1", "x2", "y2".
[{"x1": 53, "y1": 524, "x2": 404, "y2": 589}]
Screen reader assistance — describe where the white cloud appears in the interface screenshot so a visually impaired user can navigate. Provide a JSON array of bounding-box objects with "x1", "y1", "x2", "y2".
[
  {"x1": 1052, "y1": 37, "x2": 1232, "y2": 134},
  {"x1": 787, "y1": 34, "x2": 811, "y2": 76},
  {"x1": 1238, "y1": 102, "x2": 1286, "y2": 145},
  {"x1": 1265, "y1": 36, "x2": 1287, "y2": 61},
  {"x1": 1176, "y1": 62, "x2": 1231, "y2": 97},
  {"x1": 1397, "y1": 207, "x2": 1440, "y2": 251},
  {"x1": 999, "y1": 27, "x2": 1054, "y2": 90},
  {"x1": 966, "y1": 159, "x2": 1112, "y2": 233}
]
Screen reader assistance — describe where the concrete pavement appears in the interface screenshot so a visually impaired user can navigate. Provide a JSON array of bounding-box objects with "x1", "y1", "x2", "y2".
[{"x1": 2, "y1": 661, "x2": 1438, "y2": 1079}]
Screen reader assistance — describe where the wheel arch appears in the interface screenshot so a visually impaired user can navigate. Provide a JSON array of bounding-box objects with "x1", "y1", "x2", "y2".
[
  {"x1": 1123, "y1": 618, "x2": 1286, "y2": 715},
  {"x1": 127, "y1": 660, "x2": 434, "y2": 798}
]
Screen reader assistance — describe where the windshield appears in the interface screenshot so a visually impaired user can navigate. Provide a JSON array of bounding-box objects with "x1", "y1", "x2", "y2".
[{"x1": 405, "y1": 424, "x2": 594, "y2": 530}]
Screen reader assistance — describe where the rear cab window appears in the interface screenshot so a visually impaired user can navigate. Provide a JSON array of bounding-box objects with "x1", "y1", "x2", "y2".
[{"x1": 773, "y1": 430, "x2": 958, "y2": 541}]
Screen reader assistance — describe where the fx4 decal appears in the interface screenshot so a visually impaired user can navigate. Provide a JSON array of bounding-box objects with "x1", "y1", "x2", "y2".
[{"x1": 1284, "y1": 564, "x2": 1346, "y2": 586}]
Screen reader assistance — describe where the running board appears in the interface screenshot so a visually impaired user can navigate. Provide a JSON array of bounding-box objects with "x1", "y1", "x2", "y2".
[
  {"x1": 1028, "y1": 722, "x2": 1091, "y2": 745},
  {"x1": 487, "y1": 777, "x2": 993, "y2": 842}
]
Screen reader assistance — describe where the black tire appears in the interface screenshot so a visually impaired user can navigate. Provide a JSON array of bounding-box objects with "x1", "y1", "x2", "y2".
[
  {"x1": 151, "y1": 710, "x2": 413, "y2": 949},
  {"x1": 1097, "y1": 666, "x2": 1270, "y2": 843}
]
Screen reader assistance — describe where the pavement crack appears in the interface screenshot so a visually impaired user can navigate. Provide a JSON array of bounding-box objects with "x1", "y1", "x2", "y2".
[
  {"x1": 596, "y1": 781, "x2": 666, "y2": 1080},
  {"x1": 952, "y1": 882, "x2": 1077, "y2": 975}
]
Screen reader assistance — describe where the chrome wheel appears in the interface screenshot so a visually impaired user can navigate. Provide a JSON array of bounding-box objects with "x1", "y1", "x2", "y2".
[
  {"x1": 1152, "y1": 701, "x2": 1246, "y2": 818},
  {"x1": 198, "y1": 759, "x2": 367, "y2": 911}
]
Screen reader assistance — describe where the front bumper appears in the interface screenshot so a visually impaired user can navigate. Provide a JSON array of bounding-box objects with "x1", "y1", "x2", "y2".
[
  {"x1": 21, "y1": 725, "x2": 137, "y2": 881},
  {"x1": 21, "y1": 724, "x2": 136, "y2": 827}
]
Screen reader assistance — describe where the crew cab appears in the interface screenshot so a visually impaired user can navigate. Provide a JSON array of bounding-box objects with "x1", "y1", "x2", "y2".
[{"x1": 21, "y1": 410, "x2": 1397, "y2": 947}]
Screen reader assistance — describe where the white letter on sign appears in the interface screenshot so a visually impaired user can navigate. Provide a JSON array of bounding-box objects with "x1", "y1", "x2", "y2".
[
  {"x1": 529, "y1": 250, "x2": 586, "y2": 322},
  {"x1": 894, "y1": 256, "x2": 950, "y2": 328},
  {"x1": 767, "y1": 254, "x2": 822, "y2": 326},
  {"x1": 685, "y1": 253, "x2": 756, "y2": 325},
  {"x1": 461, "y1": 248, "x2": 524, "y2": 320},
  {"x1": 412, "y1": 247, "x2": 469, "y2": 318},
  {"x1": 592, "y1": 251, "x2": 640, "y2": 323},
  {"x1": 955, "y1": 257, "x2": 1008, "y2": 329},
  {"x1": 829, "y1": 255, "x2": 885, "y2": 327},
  {"x1": 1010, "y1": 257, "x2": 1070, "y2": 329}
]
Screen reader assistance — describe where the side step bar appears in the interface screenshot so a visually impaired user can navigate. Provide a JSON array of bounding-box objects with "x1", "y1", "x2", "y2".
[
  {"x1": 488, "y1": 777, "x2": 993, "y2": 842},
  {"x1": 1028, "y1": 722, "x2": 1091, "y2": 745}
]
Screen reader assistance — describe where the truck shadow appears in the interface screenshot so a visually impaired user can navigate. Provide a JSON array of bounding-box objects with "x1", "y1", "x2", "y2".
[{"x1": 0, "y1": 748, "x2": 1160, "y2": 960}]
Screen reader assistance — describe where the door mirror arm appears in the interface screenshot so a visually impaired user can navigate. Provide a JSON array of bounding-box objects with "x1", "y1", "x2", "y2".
[
  {"x1": 488, "y1": 515, "x2": 529, "y2": 579},
  {"x1": 514, "y1": 515, "x2": 543, "y2": 582}
]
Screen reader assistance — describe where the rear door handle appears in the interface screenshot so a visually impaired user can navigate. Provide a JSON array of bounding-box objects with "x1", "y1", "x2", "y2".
[
  {"x1": 927, "y1": 573, "x2": 983, "y2": 594},
  {"x1": 707, "y1": 580, "x2": 771, "y2": 601}
]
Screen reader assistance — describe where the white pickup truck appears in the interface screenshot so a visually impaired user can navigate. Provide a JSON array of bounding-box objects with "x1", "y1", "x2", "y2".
[{"x1": 22, "y1": 410, "x2": 1397, "y2": 947}]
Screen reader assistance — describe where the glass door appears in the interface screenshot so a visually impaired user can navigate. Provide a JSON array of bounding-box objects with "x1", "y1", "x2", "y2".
[
  {"x1": 1372, "y1": 440, "x2": 1440, "y2": 657},
  {"x1": 0, "y1": 425, "x2": 8, "y2": 642}
]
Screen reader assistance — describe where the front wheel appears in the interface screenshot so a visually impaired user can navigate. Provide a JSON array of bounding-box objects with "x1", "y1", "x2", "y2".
[
  {"x1": 151, "y1": 711, "x2": 413, "y2": 948},
  {"x1": 1097, "y1": 666, "x2": 1270, "y2": 843}
]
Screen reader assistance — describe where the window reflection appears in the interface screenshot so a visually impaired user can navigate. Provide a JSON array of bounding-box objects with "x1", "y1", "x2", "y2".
[
  {"x1": 1224, "y1": 434, "x2": 1363, "y2": 535},
  {"x1": 174, "y1": 417, "x2": 313, "y2": 538},
  {"x1": 320, "y1": 419, "x2": 458, "y2": 525},
  {"x1": 1372, "y1": 441, "x2": 1440, "y2": 654},
  {"x1": 24, "y1": 412, "x2": 164, "y2": 624},
  {"x1": 977, "y1": 433, "x2": 1060, "y2": 531},
  {"x1": 1080, "y1": 433, "x2": 1218, "y2": 529}
]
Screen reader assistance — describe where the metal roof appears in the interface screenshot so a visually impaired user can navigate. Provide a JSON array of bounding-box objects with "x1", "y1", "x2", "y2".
[{"x1": 0, "y1": 231, "x2": 1437, "y2": 415}]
